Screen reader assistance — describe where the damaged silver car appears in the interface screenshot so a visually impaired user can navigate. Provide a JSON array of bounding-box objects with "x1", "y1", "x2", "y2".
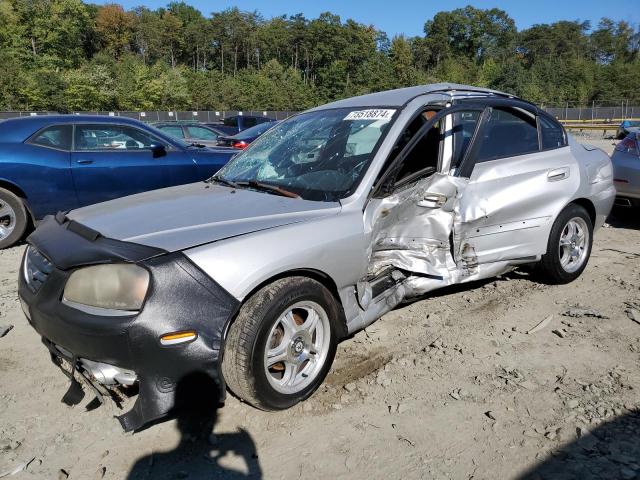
[{"x1": 19, "y1": 84, "x2": 615, "y2": 430}]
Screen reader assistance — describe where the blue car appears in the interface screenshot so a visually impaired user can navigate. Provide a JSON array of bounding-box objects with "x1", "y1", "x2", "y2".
[{"x1": 0, "y1": 115, "x2": 236, "y2": 248}]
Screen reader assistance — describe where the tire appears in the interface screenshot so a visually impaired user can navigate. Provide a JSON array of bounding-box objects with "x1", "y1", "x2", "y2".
[
  {"x1": 222, "y1": 276, "x2": 339, "y2": 410},
  {"x1": 0, "y1": 188, "x2": 28, "y2": 250},
  {"x1": 537, "y1": 204, "x2": 593, "y2": 284}
]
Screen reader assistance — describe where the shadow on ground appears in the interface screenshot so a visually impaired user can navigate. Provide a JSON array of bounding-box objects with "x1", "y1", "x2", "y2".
[
  {"x1": 607, "y1": 208, "x2": 640, "y2": 231},
  {"x1": 127, "y1": 372, "x2": 262, "y2": 479},
  {"x1": 519, "y1": 410, "x2": 640, "y2": 480}
]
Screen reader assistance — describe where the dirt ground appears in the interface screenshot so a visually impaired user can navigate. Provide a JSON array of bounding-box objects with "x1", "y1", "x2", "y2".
[{"x1": 1, "y1": 133, "x2": 639, "y2": 480}]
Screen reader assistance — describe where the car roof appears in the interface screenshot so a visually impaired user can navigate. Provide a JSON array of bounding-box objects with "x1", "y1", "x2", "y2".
[
  {"x1": 309, "y1": 83, "x2": 515, "y2": 111},
  {"x1": 3, "y1": 114, "x2": 147, "y2": 125},
  {"x1": 0, "y1": 115, "x2": 177, "y2": 144}
]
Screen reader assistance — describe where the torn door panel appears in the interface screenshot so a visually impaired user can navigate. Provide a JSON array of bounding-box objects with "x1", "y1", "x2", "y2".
[
  {"x1": 362, "y1": 171, "x2": 517, "y2": 305},
  {"x1": 367, "y1": 173, "x2": 465, "y2": 279}
]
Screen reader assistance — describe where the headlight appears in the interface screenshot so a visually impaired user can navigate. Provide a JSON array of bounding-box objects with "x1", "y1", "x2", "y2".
[{"x1": 63, "y1": 264, "x2": 150, "y2": 314}]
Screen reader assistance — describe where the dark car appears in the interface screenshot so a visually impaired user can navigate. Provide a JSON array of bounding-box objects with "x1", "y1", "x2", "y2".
[
  {"x1": 216, "y1": 121, "x2": 279, "y2": 149},
  {"x1": 152, "y1": 122, "x2": 227, "y2": 148},
  {"x1": 206, "y1": 115, "x2": 275, "y2": 135},
  {"x1": 0, "y1": 115, "x2": 236, "y2": 248},
  {"x1": 611, "y1": 132, "x2": 640, "y2": 208},
  {"x1": 616, "y1": 120, "x2": 640, "y2": 140}
]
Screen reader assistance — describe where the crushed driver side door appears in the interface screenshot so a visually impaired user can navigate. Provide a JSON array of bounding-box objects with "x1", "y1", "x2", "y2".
[{"x1": 362, "y1": 105, "x2": 486, "y2": 303}]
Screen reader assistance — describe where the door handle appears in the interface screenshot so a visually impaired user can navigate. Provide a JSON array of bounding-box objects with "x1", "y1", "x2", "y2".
[
  {"x1": 547, "y1": 167, "x2": 569, "y2": 181},
  {"x1": 417, "y1": 193, "x2": 448, "y2": 208},
  {"x1": 76, "y1": 159, "x2": 93, "y2": 165}
]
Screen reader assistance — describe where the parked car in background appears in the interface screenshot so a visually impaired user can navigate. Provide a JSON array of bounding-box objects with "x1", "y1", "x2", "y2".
[
  {"x1": 611, "y1": 132, "x2": 640, "y2": 208},
  {"x1": 615, "y1": 120, "x2": 640, "y2": 139},
  {"x1": 216, "y1": 121, "x2": 279, "y2": 149},
  {"x1": 152, "y1": 122, "x2": 226, "y2": 148},
  {"x1": 208, "y1": 115, "x2": 275, "y2": 135},
  {"x1": 0, "y1": 115, "x2": 236, "y2": 248},
  {"x1": 19, "y1": 84, "x2": 614, "y2": 432}
]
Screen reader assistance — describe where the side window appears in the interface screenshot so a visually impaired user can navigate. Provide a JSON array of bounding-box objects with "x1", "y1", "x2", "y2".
[
  {"x1": 373, "y1": 108, "x2": 443, "y2": 191},
  {"x1": 223, "y1": 117, "x2": 238, "y2": 127},
  {"x1": 476, "y1": 108, "x2": 539, "y2": 162},
  {"x1": 30, "y1": 125, "x2": 72, "y2": 151},
  {"x1": 159, "y1": 125, "x2": 185, "y2": 138},
  {"x1": 186, "y1": 126, "x2": 217, "y2": 140},
  {"x1": 539, "y1": 115, "x2": 566, "y2": 150},
  {"x1": 394, "y1": 119, "x2": 441, "y2": 184},
  {"x1": 450, "y1": 111, "x2": 481, "y2": 170},
  {"x1": 75, "y1": 125, "x2": 163, "y2": 151},
  {"x1": 243, "y1": 118, "x2": 258, "y2": 128}
]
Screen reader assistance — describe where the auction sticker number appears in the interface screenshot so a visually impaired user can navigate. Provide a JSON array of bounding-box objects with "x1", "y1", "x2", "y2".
[{"x1": 344, "y1": 109, "x2": 396, "y2": 121}]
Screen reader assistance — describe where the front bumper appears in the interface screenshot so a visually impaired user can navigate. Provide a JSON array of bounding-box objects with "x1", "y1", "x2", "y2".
[{"x1": 19, "y1": 218, "x2": 239, "y2": 432}]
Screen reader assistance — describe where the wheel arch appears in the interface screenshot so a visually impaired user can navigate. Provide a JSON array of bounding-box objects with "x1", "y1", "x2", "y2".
[
  {"x1": 0, "y1": 178, "x2": 28, "y2": 200},
  {"x1": 0, "y1": 178, "x2": 35, "y2": 227},
  {"x1": 567, "y1": 197, "x2": 596, "y2": 227},
  {"x1": 221, "y1": 268, "x2": 349, "y2": 344}
]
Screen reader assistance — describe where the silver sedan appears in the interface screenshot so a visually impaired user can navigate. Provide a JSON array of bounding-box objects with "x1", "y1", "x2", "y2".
[{"x1": 20, "y1": 83, "x2": 615, "y2": 431}]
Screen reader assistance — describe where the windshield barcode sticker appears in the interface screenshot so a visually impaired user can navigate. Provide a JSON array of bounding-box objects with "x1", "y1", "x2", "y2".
[{"x1": 344, "y1": 109, "x2": 396, "y2": 121}]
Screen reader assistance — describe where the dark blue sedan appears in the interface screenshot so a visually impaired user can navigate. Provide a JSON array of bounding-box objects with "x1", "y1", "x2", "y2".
[{"x1": 0, "y1": 115, "x2": 236, "y2": 248}]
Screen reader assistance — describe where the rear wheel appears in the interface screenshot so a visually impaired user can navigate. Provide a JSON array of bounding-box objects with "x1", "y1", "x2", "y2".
[
  {"x1": 0, "y1": 188, "x2": 28, "y2": 249},
  {"x1": 222, "y1": 276, "x2": 339, "y2": 410},
  {"x1": 537, "y1": 204, "x2": 593, "y2": 284}
]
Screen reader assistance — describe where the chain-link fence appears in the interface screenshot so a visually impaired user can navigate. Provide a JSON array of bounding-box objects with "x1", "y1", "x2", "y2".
[
  {"x1": 0, "y1": 110, "x2": 297, "y2": 122},
  {"x1": 1, "y1": 106, "x2": 639, "y2": 123},
  {"x1": 544, "y1": 105, "x2": 639, "y2": 123}
]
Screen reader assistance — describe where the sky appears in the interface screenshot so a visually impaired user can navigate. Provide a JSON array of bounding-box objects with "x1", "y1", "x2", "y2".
[{"x1": 95, "y1": 0, "x2": 639, "y2": 37}]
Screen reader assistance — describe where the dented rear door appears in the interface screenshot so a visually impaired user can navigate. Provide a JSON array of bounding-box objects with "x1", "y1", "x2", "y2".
[{"x1": 454, "y1": 107, "x2": 578, "y2": 265}]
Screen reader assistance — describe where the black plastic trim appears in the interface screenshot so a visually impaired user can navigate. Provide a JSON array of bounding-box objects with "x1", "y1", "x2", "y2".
[
  {"x1": 20, "y1": 219, "x2": 241, "y2": 432},
  {"x1": 28, "y1": 214, "x2": 167, "y2": 270}
]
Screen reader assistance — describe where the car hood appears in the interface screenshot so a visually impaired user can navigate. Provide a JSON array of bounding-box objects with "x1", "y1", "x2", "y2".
[{"x1": 66, "y1": 183, "x2": 341, "y2": 252}]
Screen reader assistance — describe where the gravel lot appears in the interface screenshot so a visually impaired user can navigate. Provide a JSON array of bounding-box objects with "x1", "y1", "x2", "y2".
[{"x1": 1, "y1": 133, "x2": 639, "y2": 480}]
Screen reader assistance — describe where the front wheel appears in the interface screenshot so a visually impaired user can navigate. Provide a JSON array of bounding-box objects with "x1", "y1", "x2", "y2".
[
  {"x1": 537, "y1": 204, "x2": 593, "y2": 284},
  {"x1": 0, "y1": 188, "x2": 28, "y2": 250},
  {"x1": 222, "y1": 276, "x2": 339, "y2": 410}
]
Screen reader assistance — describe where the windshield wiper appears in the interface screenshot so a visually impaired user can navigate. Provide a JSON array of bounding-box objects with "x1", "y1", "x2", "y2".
[
  {"x1": 188, "y1": 142, "x2": 206, "y2": 148},
  {"x1": 237, "y1": 180, "x2": 301, "y2": 199},
  {"x1": 208, "y1": 176, "x2": 239, "y2": 189}
]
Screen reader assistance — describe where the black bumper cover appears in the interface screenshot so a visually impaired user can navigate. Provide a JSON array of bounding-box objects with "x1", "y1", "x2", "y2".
[{"x1": 19, "y1": 215, "x2": 240, "y2": 432}]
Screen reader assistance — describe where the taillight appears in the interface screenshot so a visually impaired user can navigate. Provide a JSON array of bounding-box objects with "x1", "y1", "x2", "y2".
[
  {"x1": 232, "y1": 141, "x2": 249, "y2": 149},
  {"x1": 615, "y1": 137, "x2": 638, "y2": 154}
]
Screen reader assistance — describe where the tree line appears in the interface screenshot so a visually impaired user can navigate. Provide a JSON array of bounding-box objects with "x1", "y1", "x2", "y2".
[{"x1": 0, "y1": 1, "x2": 638, "y2": 112}]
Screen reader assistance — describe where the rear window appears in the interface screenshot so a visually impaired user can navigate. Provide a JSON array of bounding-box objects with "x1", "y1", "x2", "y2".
[{"x1": 30, "y1": 125, "x2": 72, "y2": 150}]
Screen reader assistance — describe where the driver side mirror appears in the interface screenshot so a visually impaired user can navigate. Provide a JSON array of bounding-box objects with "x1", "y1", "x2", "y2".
[{"x1": 150, "y1": 144, "x2": 167, "y2": 158}]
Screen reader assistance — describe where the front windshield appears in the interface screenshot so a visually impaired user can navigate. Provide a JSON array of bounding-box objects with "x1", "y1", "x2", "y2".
[{"x1": 213, "y1": 107, "x2": 396, "y2": 201}]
